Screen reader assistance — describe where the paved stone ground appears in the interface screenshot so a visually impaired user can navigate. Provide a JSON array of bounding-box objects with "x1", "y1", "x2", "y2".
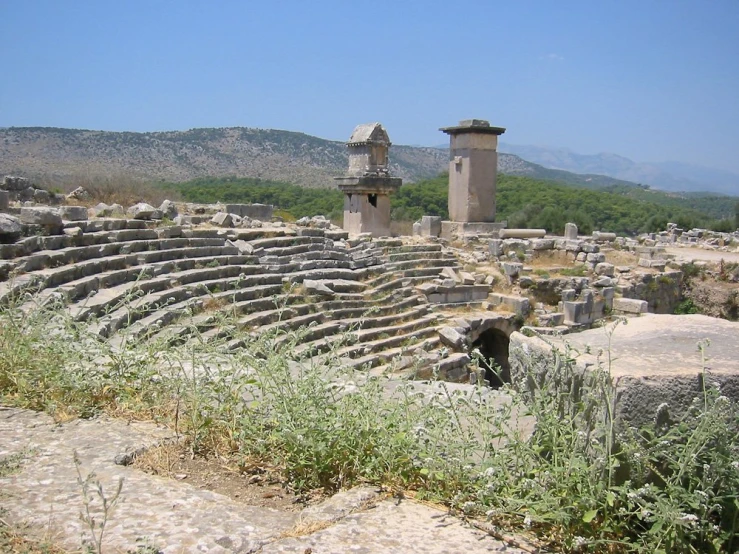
[
  {"x1": 665, "y1": 246, "x2": 739, "y2": 264},
  {"x1": 0, "y1": 407, "x2": 527, "y2": 553}
]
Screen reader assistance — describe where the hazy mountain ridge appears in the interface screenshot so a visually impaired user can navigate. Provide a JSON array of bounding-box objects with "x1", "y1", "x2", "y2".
[
  {"x1": 1, "y1": 126, "x2": 636, "y2": 190},
  {"x1": 499, "y1": 142, "x2": 739, "y2": 195}
]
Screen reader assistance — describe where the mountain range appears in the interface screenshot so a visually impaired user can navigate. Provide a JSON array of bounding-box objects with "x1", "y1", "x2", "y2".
[
  {"x1": 498, "y1": 143, "x2": 738, "y2": 196},
  {"x1": 0, "y1": 126, "x2": 641, "y2": 191}
]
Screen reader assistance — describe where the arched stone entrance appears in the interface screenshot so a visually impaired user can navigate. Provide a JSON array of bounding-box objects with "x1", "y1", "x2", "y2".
[
  {"x1": 465, "y1": 315, "x2": 519, "y2": 389},
  {"x1": 472, "y1": 328, "x2": 511, "y2": 387}
]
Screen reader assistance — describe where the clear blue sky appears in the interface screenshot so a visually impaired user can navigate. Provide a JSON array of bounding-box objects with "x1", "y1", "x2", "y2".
[{"x1": 2, "y1": 0, "x2": 738, "y2": 172}]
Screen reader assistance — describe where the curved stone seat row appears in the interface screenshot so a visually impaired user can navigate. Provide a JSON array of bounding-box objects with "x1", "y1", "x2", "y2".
[{"x1": 1, "y1": 220, "x2": 478, "y2": 379}]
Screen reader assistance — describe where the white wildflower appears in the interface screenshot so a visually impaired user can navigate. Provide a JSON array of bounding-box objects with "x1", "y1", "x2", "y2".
[
  {"x1": 678, "y1": 513, "x2": 699, "y2": 526},
  {"x1": 462, "y1": 501, "x2": 476, "y2": 513},
  {"x1": 523, "y1": 515, "x2": 533, "y2": 528}
]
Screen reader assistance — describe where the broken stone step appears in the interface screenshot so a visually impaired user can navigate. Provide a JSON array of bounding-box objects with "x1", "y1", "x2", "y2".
[
  {"x1": 366, "y1": 336, "x2": 443, "y2": 377},
  {"x1": 227, "y1": 228, "x2": 295, "y2": 241},
  {"x1": 385, "y1": 244, "x2": 444, "y2": 254},
  {"x1": 384, "y1": 258, "x2": 459, "y2": 271},
  {"x1": 341, "y1": 327, "x2": 440, "y2": 369},
  {"x1": 386, "y1": 250, "x2": 450, "y2": 262}
]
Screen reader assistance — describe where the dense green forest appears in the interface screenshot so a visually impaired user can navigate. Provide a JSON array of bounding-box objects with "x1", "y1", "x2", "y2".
[{"x1": 163, "y1": 174, "x2": 737, "y2": 236}]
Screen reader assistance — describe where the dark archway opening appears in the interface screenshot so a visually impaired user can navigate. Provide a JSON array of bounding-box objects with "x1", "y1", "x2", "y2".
[
  {"x1": 368, "y1": 193, "x2": 378, "y2": 208},
  {"x1": 472, "y1": 329, "x2": 511, "y2": 388}
]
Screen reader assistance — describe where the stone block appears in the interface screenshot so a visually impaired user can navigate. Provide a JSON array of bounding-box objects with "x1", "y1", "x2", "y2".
[
  {"x1": 2, "y1": 176, "x2": 30, "y2": 191},
  {"x1": 438, "y1": 326, "x2": 467, "y2": 349},
  {"x1": 33, "y1": 189, "x2": 51, "y2": 203},
  {"x1": 0, "y1": 190, "x2": 8, "y2": 211},
  {"x1": 211, "y1": 212, "x2": 235, "y2": 227},
  {"x1": 595, "y1": 262, "x2": 615, "y2": 277},
  {"x1": 420, "y1": 215, "x2": 442, "y2": 237},
  {"x1": 586, "y1": 252, "x2": 606, "y2": 263},
  {"x1": 500, "y1": 261, "x2": 523, "y2": 277},
  {"x1": 564, "y1": 240, "x2": 582, "y2": 252},
  {"x1": 509, "y1": 315, "x2": 739, "y2": 427},
  {"x1": 412, "y1": 221, "x2": 421, "y2": 236},
  {"x1": 159, "y1": 199, "x2": 178, "y2": 219},
  {"x1": 59, "y1": 206, "x2": 89, "y2": 221},
  {"x1": 561, "y1": 289, "x2": 577, "y2": 301},
  {"x1": 638, "y1": 258, "x2": 666, "y2": 270},
  {"x1": 489, "y1": 293, "x2": 530, "y2": 316},
  {"x1": 0, "y1": 213, "x2": 22, "y2": 242},
  {"x1": 440, "y1": 266, "x2": 460, "y2": 282},
  {"x1": 612, "y1": 297, "x2": 648, "y2": 314},
  {"x1": 242, "y1": 203, "x2": 273, "y2": 221},
  {"x1": 580, "y1": 243, "x2": 600, "y2": 253},
  {"x1": 459, "y1": 271, "x2": 476, "y2": 285},
  {"x1": 20, "y1": 207, "x2": 62, "y2": 226},
  {"x1": 66, "y1": 186, "x2": 91, "y2": 202},
  {"x1": 564, "y1": 222, "x2": 578, "y2": 240},
  {"x1": 531, "y1": 238, "x2": 555, "y2": 250},
  {"x1": 127, "y1": 202, "x2": 157, "y2": 220}
]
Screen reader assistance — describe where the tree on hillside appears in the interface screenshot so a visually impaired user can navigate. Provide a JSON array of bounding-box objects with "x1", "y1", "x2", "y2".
[{"x1": 735, "y1": 201, "x2": 739, "y2": 229}]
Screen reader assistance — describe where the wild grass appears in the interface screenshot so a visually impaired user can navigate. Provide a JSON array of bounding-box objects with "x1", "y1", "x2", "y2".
[
  {"x1": 36, "y1": 173, "x2": 179, "y2": 208},
  {"x1": 0, "y1": 293, "x2": 737, "y2": 553}
]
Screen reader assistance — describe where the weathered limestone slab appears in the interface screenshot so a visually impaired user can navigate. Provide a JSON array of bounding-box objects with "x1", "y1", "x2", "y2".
[
  {"x1": 0, "y1": 190, "x2": 9, "y2": 211},
  {"x1": 564, "y1": 222, "x2": 578, "y2": 240},
  {"x1": 509, "y1": 315, "x2": 739, "y2": 426}
]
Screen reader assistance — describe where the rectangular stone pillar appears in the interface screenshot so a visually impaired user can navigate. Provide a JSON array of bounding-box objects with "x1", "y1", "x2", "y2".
[{"x1": 441, "y1": 119, "x2": 506, "y2": 223}]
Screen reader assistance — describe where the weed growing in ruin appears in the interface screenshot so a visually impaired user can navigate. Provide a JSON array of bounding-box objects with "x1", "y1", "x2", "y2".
[
  {"x1": 557, "y1": 265, "x2": 588, "y2": 277},
  {"x1": 74, "y1": 451, "x2": 123, "y2": 554}
]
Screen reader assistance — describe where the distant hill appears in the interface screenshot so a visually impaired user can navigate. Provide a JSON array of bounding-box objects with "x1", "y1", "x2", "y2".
[
  {"x1": 0, "y1": 126, "x2": 639, "y2": 190},
  {"x1": 499, "y1": 142, "x2": 739, "y2": 195}
]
